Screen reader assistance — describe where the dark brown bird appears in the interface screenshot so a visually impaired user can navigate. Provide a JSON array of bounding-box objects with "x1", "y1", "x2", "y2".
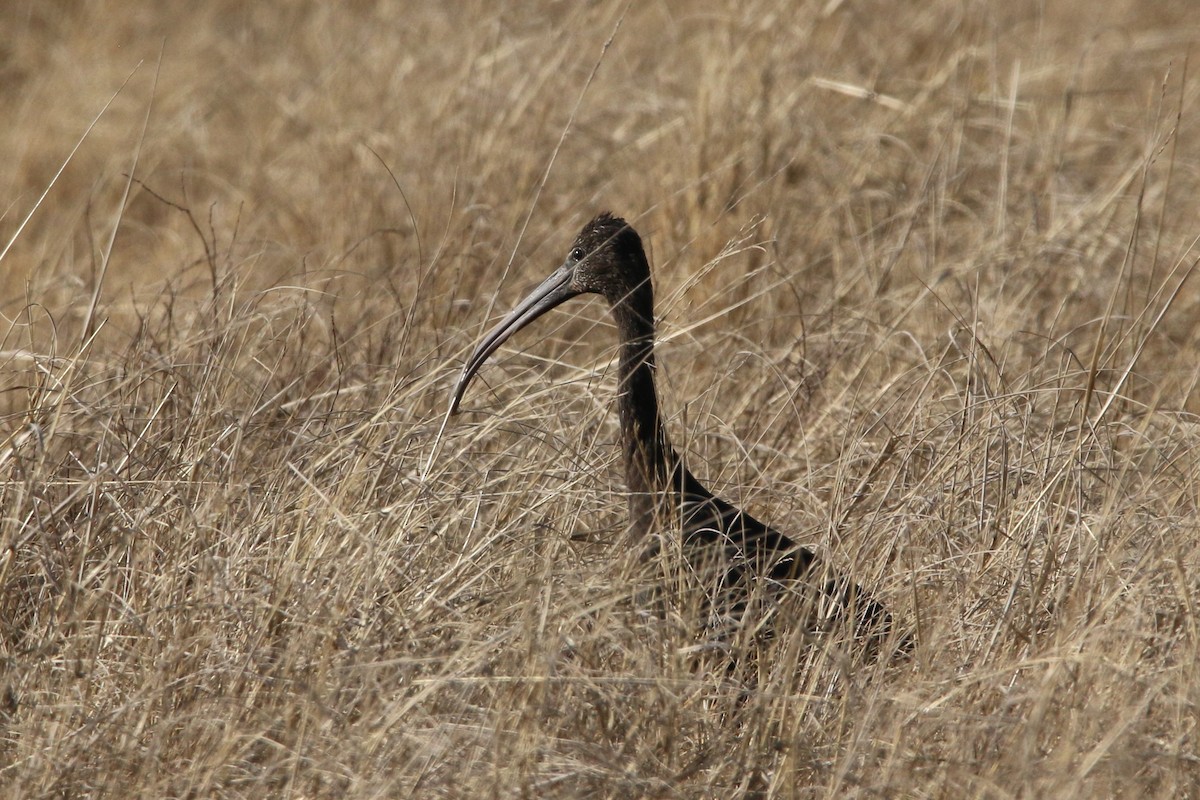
[{"x1": 450, "y1": 213, "x2": 904, "y2": 648}]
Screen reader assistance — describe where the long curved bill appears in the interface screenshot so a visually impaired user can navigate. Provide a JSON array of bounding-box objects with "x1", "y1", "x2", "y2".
[{"x1": 448, "y1": 261, "x2": 581, "y2": 414}]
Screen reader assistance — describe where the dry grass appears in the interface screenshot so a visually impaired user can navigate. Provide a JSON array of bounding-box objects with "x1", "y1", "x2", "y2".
[{"x1": 3, "y1": 1, "x2": 1200, "y2": 796}]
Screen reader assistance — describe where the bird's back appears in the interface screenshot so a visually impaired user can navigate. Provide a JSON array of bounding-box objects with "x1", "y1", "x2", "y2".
[{"x1": 667, "y1": 462, "x2": 898, "y2": 646}]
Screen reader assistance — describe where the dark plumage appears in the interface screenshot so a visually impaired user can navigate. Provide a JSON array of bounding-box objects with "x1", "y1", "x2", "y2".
[{"x1": 450, "y1": 213, "x2": 904, "y2": 649}]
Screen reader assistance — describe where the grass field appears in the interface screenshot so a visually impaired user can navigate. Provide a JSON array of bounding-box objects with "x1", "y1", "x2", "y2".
[{"x1": 3, "y1": 1, "x2": 1200, "y2": 796}]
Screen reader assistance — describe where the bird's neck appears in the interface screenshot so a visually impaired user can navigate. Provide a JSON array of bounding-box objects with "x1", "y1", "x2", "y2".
[{"x1": 612, "y1": 292, "x2": 678, "y2": 537}]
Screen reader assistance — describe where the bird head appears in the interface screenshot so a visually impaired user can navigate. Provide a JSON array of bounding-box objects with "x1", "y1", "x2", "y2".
[
  {"x1": 561, "y1": 212, "x2": 648, "y2": 301},
  {"x1": 448, "y1": 212, "x2": 650, "y2": 414}
]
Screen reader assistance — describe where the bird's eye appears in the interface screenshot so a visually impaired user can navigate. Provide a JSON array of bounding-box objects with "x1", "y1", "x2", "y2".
[{"x1": 570, "y1": 247, "x2": 585, "y2": 262}]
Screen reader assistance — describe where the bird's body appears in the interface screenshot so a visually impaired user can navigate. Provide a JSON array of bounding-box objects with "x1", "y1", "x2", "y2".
[{"x1": 450, "y1": 213, "x2": 901, "y2": 646}]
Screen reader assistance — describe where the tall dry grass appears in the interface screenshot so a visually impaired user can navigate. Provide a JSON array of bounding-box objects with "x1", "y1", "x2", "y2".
[{"x1": 2, "y1": 1, "x2": 1199, "y2": 796}]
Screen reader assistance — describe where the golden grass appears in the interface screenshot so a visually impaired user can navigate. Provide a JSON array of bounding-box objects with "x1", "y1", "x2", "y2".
[{"x1": 3, "y1": 1, "x2": 1200, "y2": 796}]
